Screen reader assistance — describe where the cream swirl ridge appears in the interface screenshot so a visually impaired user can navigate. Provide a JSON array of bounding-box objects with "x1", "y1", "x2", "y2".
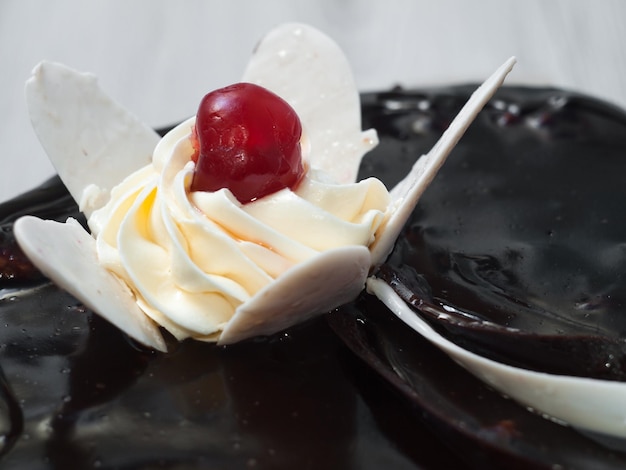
[{"x1": 88, "y1": 118, "x2": 390, "y2": 341}]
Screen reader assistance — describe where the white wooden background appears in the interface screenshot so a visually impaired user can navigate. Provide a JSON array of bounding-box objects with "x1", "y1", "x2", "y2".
[{"x1": 2, "y1": 0, "x2": 625, "y2": 202}]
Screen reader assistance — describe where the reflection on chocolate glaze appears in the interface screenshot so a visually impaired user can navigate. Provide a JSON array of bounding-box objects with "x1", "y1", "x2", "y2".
[
  {"x1": 331, "y1": 295, "x2": 626, "y2": 469},
  {"x1": 220, "y1": 320, "x2": 355, "y2": 468},
  {"x1": 359, "y1": 86, "x2": 626, "y2": 381},
  {"x1": 44, "y1": 315, "x2": 152, "y2": 469}
]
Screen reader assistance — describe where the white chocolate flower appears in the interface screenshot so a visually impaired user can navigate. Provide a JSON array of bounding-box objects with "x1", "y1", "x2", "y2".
[
  {"x1": 28, "y1": 20, "x2": 625, "y2": 450},
  {"x1": 15, "y1": 24, "x2": 513, "y2": 348}
]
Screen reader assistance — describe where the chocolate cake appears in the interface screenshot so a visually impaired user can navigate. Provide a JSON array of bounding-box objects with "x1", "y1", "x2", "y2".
[{"x1": 1, "y1": 86, "x2": 626, "y2": 469}]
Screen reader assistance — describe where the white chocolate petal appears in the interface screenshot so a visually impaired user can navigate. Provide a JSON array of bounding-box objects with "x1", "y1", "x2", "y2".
[
  {"x1": 242, "y1": 23, "x2": 376, "y2": 184},
  {"x1": 368, "y1": 277, "x2": 626, "y2": 439},
  {"x1": 25, "y1": 61, "x2": 160, "y2": 217},
  {"x1": 370, "y1": 57, "x2": 517, "y2": 266},
  {"x1": 14, "y1": 216, "x2": 167, "y2": 352},
  {"x1": 219, "y1": 246, "x2": 371, "y2": 344}
]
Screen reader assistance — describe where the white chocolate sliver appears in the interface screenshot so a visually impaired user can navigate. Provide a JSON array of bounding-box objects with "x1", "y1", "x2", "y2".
[
  {"x1": 368, "y1": 277, "x2": 626, "y2": 439},
  {"x1": 14, "y1": 216, "x2": 167, "y2": 352},
  {"x1": 26, "y1": 61, "x2": 160, "y2": 217},
  {"x1": 371, "y1": 57, "x2": 517, "y2": 266}
]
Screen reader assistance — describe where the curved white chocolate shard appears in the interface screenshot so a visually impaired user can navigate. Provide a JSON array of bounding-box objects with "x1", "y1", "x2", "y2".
[
  {"x1": 370, "y1": 57, "x2": 517, "y2": 266},
  {"x1": 242, "y1": 23, "x2": 377, "y2": 185},
  {"x1": 26, "y1": 61, "x2": 160, "y2": 217},
  {"x1": 219, "y1": 245, "x2": 371, "y2": 344},
  {"x1": 14, "y1": 216, "x2": 167, "y2": 352},
  {"x1": 367, "y1": 277, "x2": 626, "y2": 439}
]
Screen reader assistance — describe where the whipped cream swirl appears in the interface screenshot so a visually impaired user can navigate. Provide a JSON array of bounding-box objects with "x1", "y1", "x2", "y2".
[{"x1": 88, "y1": 117, "x2": 390, "y2": 340}]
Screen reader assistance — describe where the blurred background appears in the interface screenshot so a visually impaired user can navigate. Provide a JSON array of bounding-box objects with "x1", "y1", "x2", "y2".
[{"x1": 1, "y1": 0, "x2": 625, "y2": 202}]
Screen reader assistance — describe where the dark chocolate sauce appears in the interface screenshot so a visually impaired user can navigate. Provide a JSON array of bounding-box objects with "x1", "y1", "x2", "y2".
[
  {"x1": 359, "y1": 86, "x2": 626, "y2": 381},
  {"x1": 1, "y1": 87, "x2": 626, "y2": 469}
]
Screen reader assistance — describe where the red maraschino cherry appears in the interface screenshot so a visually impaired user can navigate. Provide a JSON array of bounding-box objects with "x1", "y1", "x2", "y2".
[{"x1": 190, "y1": 83, "x2": 305, "y2": 203}]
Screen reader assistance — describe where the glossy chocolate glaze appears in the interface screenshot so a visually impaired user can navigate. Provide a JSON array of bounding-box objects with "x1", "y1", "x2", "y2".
[
  {"x1": 359, "y1": 86, "x2": 626, "y2": 381},
  {"x1": 1, "y1": 86, "x2": 625, "y2": 469}
]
